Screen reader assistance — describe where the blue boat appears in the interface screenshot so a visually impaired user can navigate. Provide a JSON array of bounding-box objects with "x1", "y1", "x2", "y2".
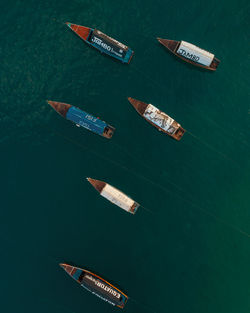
[
  {"x1": 66, "y1": 22, "x2": 134, "y2": 64},
  {"x1": 47, "y1": 101, "x2": 115, "y2": 139}
]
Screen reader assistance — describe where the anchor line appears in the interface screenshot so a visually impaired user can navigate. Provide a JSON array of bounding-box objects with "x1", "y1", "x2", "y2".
[
  {"x1": 129, "y1": 296, "x2": 159, "y2": 313},
  {"x1": 0, "y1": 111, "x2": 249, "y2": 239},
  {"x1": 52, "y1": 129, "x2": 250, "y2": 239},
  {"x1": 186, "y1": 131, "x2": 240, "y2": 168},
  {"x1": 111, "y1": 141, "x2": 189, "y2": 197},
  {"x1": 131, "y1": 63, "x2": 250, "y2": 151},
  {"x1": 139, "y1": 205, "x2": 156, "y2": 215}
]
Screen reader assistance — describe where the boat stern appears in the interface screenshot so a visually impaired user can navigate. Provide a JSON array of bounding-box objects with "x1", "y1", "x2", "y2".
[
  {"x1": 173, "y1": 127, "x2": 186, "y2": 141},
  {"x1": 102, "y1": 125, "x2": 115, "y2": 139},
  {"x1": 123, "y1": 49, "x2": 134, "y2": 64},
  {"x1": 130, "y1": 202, "x2": 140, "y2": 214}
]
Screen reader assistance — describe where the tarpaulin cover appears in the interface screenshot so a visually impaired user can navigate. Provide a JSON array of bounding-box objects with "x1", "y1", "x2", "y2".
[
  {"x1": 101, "y1": 184, "x2": 134, "y2": 212},
  {"x1": 177, "y1": 41, "x2": 214, "y2": 66},
  {"x1": 66, "y1": 106, "x2": 107, "y2": 135}
]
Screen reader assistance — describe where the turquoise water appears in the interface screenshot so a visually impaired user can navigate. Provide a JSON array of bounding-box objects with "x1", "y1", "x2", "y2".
[{"x1": 1, "y1": 0, "x2": 250, "y2": 312}]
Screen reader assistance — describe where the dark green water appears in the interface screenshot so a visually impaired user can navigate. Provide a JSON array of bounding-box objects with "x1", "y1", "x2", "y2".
[{"x1": 1, "y1": 0, "x2": 250, "y2": 312}]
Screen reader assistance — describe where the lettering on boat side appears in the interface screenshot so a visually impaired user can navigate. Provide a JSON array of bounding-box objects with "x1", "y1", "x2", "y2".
[
  {"x1": 177, "y1": 49, "x2": 200, "y2": 62},
  {"x1": 81, "y1": 284, "x2": 116, "y2": 306},
  {"x1": 92, "y1": 291, "x2": 116, "y2": 306},
  {"x1": 85, "y1": 114, "x2": 97, "y2": 122},
  {"x1": 90, "y1": 31, "x2": 127, "y2": 59},
  {"x1": 85, "y1": 274, "x2": 121, "y2": 299},
  {"x1": 91, "y1": 36, "x2": 125, "y2": 58}
]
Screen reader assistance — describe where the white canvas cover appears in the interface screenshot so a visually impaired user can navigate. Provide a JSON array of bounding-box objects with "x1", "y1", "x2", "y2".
[
  {"x1": 101, "y1": 184, "x2": 135, "y2": 212},
  {"x1": 143, "y1": 104, "x2": 177, "y2": 134},
  {"x1": 177, "y1": 41, "x2": 214, "y2": 66}
]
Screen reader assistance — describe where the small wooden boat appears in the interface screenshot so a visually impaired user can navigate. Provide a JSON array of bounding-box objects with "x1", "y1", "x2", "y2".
[
  {"x1": 128, "y1": 97, "x2": 185, "y2": 141},
  {"x1": 87, "y1": 178, "x2": 139, "y2": 214},
  {"x1": 66, "y1": 22, "x2": 134, "y2": 64},
  {"x1": 60, "y1": 263, "x2": 128, "y2": 308},
  {"x1": 157, "y1": 38, "x2": 220, "y2": 71},
  {"x1": 47, "y1": 101, "x2": 115, "y2": 139}
]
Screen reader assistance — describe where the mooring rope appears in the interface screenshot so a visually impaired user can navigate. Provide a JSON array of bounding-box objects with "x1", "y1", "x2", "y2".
[
  {"x1": 129, "y1": 296, "x2": 159, "y2": 313},
  {"x1": 51, "y1": 129, "x2": 250, "y2": 239}
]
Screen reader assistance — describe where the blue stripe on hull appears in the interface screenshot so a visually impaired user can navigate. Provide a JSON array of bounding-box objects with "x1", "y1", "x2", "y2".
[
  {"x1": 89, "y1": 42, "x2": 132, "y2": 63},
  {"x1": 66, "y1": 106, "x2": 107, "y2": 136},
  {"x1": 73, "y1": 269, "x2": 82, "y2": 281},
  {"x1": 84, "y1": 29, "x2": 133, "y2": 64}
]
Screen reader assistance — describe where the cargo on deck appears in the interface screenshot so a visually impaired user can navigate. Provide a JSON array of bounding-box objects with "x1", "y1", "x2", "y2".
[{"x1": 128, "y1": 97, "x2": 185, "y2": 141}]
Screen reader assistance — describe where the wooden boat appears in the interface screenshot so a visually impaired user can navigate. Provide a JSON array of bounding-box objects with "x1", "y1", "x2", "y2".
[
  {"x1": 157, "y1": 38, "x2": 220, "y2": 71},
  {"x1": 60, "y1": 263, "x2": 128, "y2": 308},
  {"x1": 87, "y1": 178, "x2": 139, "y2": 214},
  {"x1": 47, "y1": 101, "x2": 115, "y2": 139},
  {"x1": 128, "y1": 97, "x2": 185, "y2": 141},
  {"x1": 66, "y1": 22, "x2": 134, "y2": 64}
]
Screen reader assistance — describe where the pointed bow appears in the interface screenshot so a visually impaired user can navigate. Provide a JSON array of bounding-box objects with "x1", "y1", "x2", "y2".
[
  {"x1": 60, "y1": 263, "x2": 74, "y2": 274},
  {"x1": 87, "y1": 178, "x2": 106, "y2": 193},
  {"x1": 66, "y1": 22, "x2": 91, "y2": 41},
  {"x1": 157, "y1": 38, "x2": 179, "y2": 52},
  {"x1": 128, "y1": 97, "x2": 148, "y2": 115},
  {"x1": 47, "y1": 101, "x2": 72, "y2": 118}
]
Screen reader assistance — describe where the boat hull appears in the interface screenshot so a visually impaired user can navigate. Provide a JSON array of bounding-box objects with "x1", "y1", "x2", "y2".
[
  {"x1": 157, "y1": 38, "x2": 220, "y2": 71},
  {"x1": 47, "y1": 101, "x2": 115, "y2": 139},
  {"x1": 128, "y1": 97, "x2": 185, "y2": 141},
  {"x1": 60, "y1": 263, "x2": 128, "y2": 308},
  {"x1": 66, "y1": 23, "x2": 134, "y2": 64}
]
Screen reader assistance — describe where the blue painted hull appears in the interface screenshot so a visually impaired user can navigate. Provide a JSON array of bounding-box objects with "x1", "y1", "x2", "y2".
[
  {"x1": 86, "y1": 28, "x2": 134, "y2": 63},
  {"x1": 48, "y1": 101, "x2": 115, "y2": 139},
  {"x1": 66, "y1": 23, "x2": 134, "y2": 64}
]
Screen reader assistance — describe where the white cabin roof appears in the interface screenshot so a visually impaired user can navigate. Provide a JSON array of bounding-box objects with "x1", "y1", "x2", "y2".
[
  {"x1": 177, "y1": 41, "x2": 214, "y2": 66},
  {"x1": 101, "y1": 184, "x2": 135, "y2": 212}
]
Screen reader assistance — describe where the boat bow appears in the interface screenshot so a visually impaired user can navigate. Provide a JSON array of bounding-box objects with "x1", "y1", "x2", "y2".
[
  {"x1": 66, "y1": 22, "x2": 91, "y2": 41},
  {"x1": 128, "y1": 97, "x2": 147, "y2": 115},
  {"x1": 60, "y1": 263, "x2": 74, "y2": 274},
  {"x1": 157, "y1": 38, "x2": 179, "y2": 52},
  {"x1": 47, "y1": 101, "x2": 71, "y2": 118},
  {"x1": 87, "y1": 178, "x2": 106, "y2": 193}
]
